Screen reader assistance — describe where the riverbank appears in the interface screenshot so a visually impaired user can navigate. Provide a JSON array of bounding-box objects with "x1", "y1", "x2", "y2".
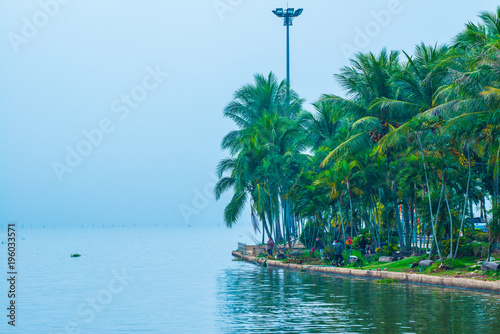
[{"x1": 232, "y1": 251, "x2": 500, "y2": 294}]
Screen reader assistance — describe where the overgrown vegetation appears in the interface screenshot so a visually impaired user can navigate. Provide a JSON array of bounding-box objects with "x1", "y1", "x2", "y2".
[
  {"x1": 217, "y1": 7, "x2": 500, "y2": 261},
  {"x1": 376, "y1": 279, "x2": 400, "y2": 284}
]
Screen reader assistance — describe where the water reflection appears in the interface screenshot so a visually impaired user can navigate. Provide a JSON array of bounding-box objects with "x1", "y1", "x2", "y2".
[{"x1": 217, "y1": 263, "x2": 500, "y2": 333}]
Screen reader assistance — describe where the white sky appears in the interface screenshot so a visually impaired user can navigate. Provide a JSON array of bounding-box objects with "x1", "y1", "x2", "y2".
[{"x1": 0, "y1": 0, "x2": 498, "y2": 228}]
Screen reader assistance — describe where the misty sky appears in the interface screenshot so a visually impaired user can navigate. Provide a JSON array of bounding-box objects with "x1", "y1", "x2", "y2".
[{"x1": 1, "y1": 0, "x2": 499, "y2": 229}]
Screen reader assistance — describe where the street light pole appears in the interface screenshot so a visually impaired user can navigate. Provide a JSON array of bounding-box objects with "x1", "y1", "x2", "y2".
[
  {"x1": 272, "y1": 7, "x2": 303, "y2": 103},
  {"x1": 286, "y1": 21, "x2": 290, "y2": 89}
]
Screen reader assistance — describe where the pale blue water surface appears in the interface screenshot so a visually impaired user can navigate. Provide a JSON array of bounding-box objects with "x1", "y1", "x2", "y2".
[{"x1": 1, "y1": 226, "x2": 500, "y2": 333}]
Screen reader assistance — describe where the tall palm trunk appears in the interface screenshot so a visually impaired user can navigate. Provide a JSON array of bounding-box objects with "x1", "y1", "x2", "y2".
[
  {"x1": 281, "y1": 198, "x2": 293, "y2": 250},
  {"x1": 418, "y1": 136, "x2": 442, "y2": 259},
  {"x1": 347, "y1": 181, "x2": 354, "y2": 255},
  {"x1": 261, "y1": 215, "x2": 272, "y2": 240},
  {"x1": 430, "y1": 182, "x2": 445, "y2": 260},
  {"x1": 403, "y1": 199, "x2": 411, "y2": 250},
  {"x1": 412, "y1": 197, "x2": 418, "y2": 252},
  {"x1": 444, "y1": 186, "x2": 454, "y2": 258},
  {"x1": 270, "y1": 198, "x2": 283, "y2": 243},
  {"x1": 368, "y1": 199, "x2": 381, "y2": 249},
  {"x1": 454, "y1": 146, "x2": 472, "y2": 259},
  {"x1": 338, "y1": 201, "x2": 346, "y2": 244},
  {"x1": 395, "y1": 199, "x2": 405, "y2": 250},
  {"x1": 393, "y1": 181, "x2": 405, "y2": 249},
  {"x1": 373, "y1": 197, "x2": 382, "y2": 248}
]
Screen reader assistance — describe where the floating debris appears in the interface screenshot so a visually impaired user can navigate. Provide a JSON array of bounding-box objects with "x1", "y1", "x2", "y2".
[{"x1": 376, "y1": 278, "x2": 400, "y2": 284}]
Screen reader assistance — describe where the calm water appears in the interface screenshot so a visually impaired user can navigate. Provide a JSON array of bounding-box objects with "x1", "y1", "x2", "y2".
[{"x1": 1, "y1": 226, "x2": 500, "y2": 333}]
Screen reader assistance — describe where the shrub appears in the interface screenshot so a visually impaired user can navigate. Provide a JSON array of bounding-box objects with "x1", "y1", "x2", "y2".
[
  {"x1": 379, "y1": 243, "x2": 398, "y2": 256},
  {"x1": 323, "y1": 246, "x2": 335, "y2": 261},
  {"x1": 475, "y1": 232, "x2": 489, "y2": 243},
  {"x1": 463, "y1": 229, "x2": 477, "y2": 243},
  {"x1": 442, "y1": 258, "x2": 466, "y2": 268},
  {"x1": 283, "y1": 249, "x2": 324, "y2": 265},
  {"x1": 437, "y1": 240, "x2": 486, "y2": 258},
  {"x1": 426, "y1": 258, "x2": 467, "y2": 273},
  {"x1": 467, "y1": 265, "x2": 481, "y2": 271},
  {"x1": 470, "y1": 242, "x2": 489, "y2": 258},
  {"x1": 456, "y1": 243, "x2": 474, "y2": 258},
  {"x1": 352, "y1": 235, "x2": 362, "y2": 250},
  {"x1": 345, "y1": 250, "x2": 370, "y2": 267},
  {"x1": 439, "y1": 238, "x2": 467, "y2": 256},
  {"x1": 426, "y1": 262, "x2": 441, "y2": 273}
]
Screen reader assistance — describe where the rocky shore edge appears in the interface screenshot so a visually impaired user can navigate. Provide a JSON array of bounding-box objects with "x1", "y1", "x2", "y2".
[{"x1": 232, "y1": 251, "x2": 500, "y2": 293}]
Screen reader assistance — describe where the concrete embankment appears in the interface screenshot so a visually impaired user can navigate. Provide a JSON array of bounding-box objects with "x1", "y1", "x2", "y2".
[{"x1": 232, "y1": 251, "x2": 500, "y2": 294}]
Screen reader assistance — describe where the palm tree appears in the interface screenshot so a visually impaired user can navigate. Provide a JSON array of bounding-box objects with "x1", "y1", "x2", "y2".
[
  {"x1": 216, "y1": 72, "x2": 305, "y2": 246},
  {"x1": 318, "y1": 50, "x2": 408, "y2": 248},
  {"x1": 300, "y1": 101, "x2": 348, "y2": 150},
  {"x1": 221, "y1": 72, "x2": 302, "y2": 156},
  {"x1": 320, "y1": 49, "x2": 401, "y2": 167},
  {"x1": 215, "y1": 6, "x2": 500, "y2": 259},
  {"x1": 487, "y1": 203, "x2": 500, "y2": 261},
  {"x1": 215, "y1": 136, "x2": 269, "y2": 230}
]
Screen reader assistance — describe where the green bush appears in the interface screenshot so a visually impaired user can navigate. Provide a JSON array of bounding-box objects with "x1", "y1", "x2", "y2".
[
  {"x1": 345, "y1": 250, "x2": 371, "y2": 267},
  {"x1": 463, "y1": 228, "x2": 477, "y2": 242},
  {"x1": 352, "y1": 233, "x2": 372, "y2": 250},
  {"x1": 442, "y1": 258, "x2": 466, "y2": 268},
  {"x1": 377, "y1": 243, "x2": 398, "y2": 256},
  {"x1": 426, "y1": 262, "x2": 441, "y2": 273},
  {"x1": 426, "y1": 258, "x2": 467, "y2": 273},
  {"x1": 444, "y1": 240, "x2": 489, "y2": 258},
  {"x1": 467, "y1": 265, "x2": 482, "y2": 271},
  {"x1": 352, "y1": 235, "x2": 362, "y2": 250},
  {"x1": 323, "y1": 246, "x2": 335, "y2": 261},
  {"x1": 439, "y1": 238, "x2": 467, "y2": 256},
  {"x1": 469, "y1": 242, "x2": 489, "y2": 257},
  {"x1": 475, "y1": 232, "x2": 489, "y2": 243},
  {"x1": 456, "y1": 243, "x2": 474, "y2": 258}
]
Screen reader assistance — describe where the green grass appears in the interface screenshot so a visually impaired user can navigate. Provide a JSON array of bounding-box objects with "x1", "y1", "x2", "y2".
[
  {"x1": 362, "y1": 256, "x2": 422, "y2": 272},
  {"x1": 261, "y1": 250, "x2": 500, "y2": 281}
]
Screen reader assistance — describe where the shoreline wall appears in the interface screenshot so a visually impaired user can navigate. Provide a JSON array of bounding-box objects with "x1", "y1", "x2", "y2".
[{"x1": 232, "y1": 251, "x2": 500, "y2": 294}]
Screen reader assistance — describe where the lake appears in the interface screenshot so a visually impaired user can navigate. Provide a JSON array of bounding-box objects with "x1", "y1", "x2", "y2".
[{"x1": 1, "y1": 226, "x2": 500, "y2": 333}]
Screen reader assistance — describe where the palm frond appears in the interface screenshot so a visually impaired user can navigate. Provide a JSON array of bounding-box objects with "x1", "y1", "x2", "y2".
[
  {"x1": 214, "y1": 177, "x2": 236, "y2": 200},
  {"x1": 320, "y1": 132, "x2": 371, "y2": 168},
  {"x1": 224, "y1": 191, "x2": 248, "y2": 227}
]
